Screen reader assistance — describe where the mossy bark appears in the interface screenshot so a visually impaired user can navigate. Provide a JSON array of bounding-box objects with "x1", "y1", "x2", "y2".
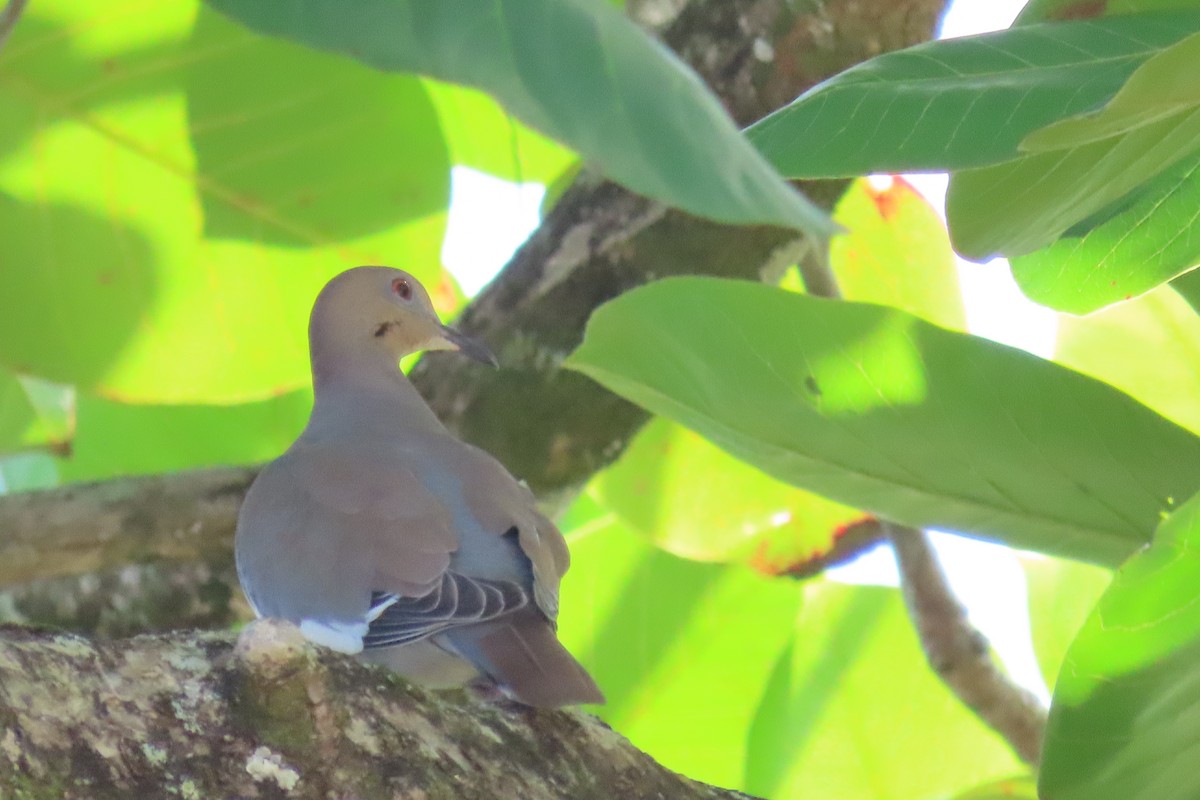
[{"x1": 0, "y1": 621, "x2": 756, "y2": 800}]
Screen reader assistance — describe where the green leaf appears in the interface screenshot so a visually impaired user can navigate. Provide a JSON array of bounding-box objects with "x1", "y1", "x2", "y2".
[
  {"x1": 743, "y1": 14, "x2": 1200, "y2": 177},
  {"x1": 557, "y1": 500, "x2": 1018, "y2": 796},
  {"x1": 951, "y1": 776, "x2": 1038, "y2": 799},
  {"x1": 1040, "y1": 488, "x2": 1200, "y2": 800},
  {"x1": 1018, "y1": 0, "x2": 1200, "y2": 24},
  {"x1": 0, "y1": 369, "x2": 73, "y2": 456},
  {"x1": 556, "y1": 507, "x2": 802, "y2": 789},
  {"x1": 947, "y1": 22, "x2": 1200, "y2": 262},
  {"x1": 0, "y1": 2, "x2": 452, "y2": 403},
  {"x1": 1023, "y1": 555, "x2": 1111, "y2": 692},
  {"x1": 56, "y1": 390, "x2": 310, "y2": 484},
  {"x1": 424, "y1": 79, "x2": 577, "y2": 184},
  {"x1": 947, "y1": 102, "x2": 1200, "y2": 260},
  {"x1": 590, "y1": 179, "x2": 958, "y2": 570},
  {"x1": 1171, "y1": 264, "x2": 1200, "y2": 313},
  {"x1": 592, "y1": 416, "x2": 866, "y2": 566},
  {"x1": 743, "y1": 582, "x2": 1021, "y2": 799},
  {"x1": 1023, "y1": 31, "x2": 1200, "y2": 151},
  {"x1": 207, "y1": 0, "x2": 833, "y2": 236},
  {"x1": 830, "y1": 177, "x2": 964, "y2": 329},
  {"x1": 1008, "y1": 150, "x2": 1200, "y2": 312},
  {"x1": 567, "y1": 277, "x2": 1200, "y2": 565},
  {"x1": 1053, "y1": 283, "x2": 1200, "y2": 435}
]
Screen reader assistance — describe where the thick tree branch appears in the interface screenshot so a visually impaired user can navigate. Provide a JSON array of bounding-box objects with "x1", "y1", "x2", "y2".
[
  {"x1": 0, "y1": 467, "x2": 253, "y2": 587},
  {"x1": 888, "y1": 525, "x2": 1048, "y2": 766},
  {"x1": 0, "y1": 621, "x2": 756, "y2": 799},
  {"x1": 0, "y1": 0, "x2": 947, "y2": 596}
]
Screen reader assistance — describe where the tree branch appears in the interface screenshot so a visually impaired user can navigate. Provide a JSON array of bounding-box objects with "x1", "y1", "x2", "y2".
[
  {"x1": 888, "y1": 525, "x2": 1048, "y2": 766},
  {"x1": 0, "y1": 621, "x2": 757, "y2": 799}
]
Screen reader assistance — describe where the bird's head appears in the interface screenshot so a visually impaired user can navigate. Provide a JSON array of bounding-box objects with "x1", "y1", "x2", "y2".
[{"x1": 310, "y1": 266, "x2": 497, "y2": 367}]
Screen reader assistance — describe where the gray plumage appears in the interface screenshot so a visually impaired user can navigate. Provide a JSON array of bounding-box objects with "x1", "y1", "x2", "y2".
[{"x1": 235, "y1": 266, "x2": 603, "y2": 707}]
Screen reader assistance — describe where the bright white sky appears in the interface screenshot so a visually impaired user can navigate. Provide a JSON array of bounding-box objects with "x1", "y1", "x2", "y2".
[{"x1": 441, "y1": 0, "x2": 1049, "y2": 701}]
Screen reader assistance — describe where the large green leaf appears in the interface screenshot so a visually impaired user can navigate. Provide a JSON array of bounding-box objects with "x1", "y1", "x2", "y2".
[
  {"x1": 947, "y1": 105, "x2": 1200, "y2": 260},
  {"x1": 557, "y1": 499, "x2": 1017, "y2": 796},
  {"x1": 207, "y1": 0, "x2": 832, "y2": 236},
  {"x1": 948, "y1": 25, "x2": 1200, "y2": 263},
  {"x1": 1023, "y1": 31, "x2": 1200, "y2": 151},
  {"x1": 1053, "y1": 283, "x2": 1200, "y2": 435},
  {"x1": 1023, "y1": 556, "x2": 1111, "y2": 691},
  {"x1": 567, "y1": 277, "x2": 1200, "y2": 565},
  {"x1": 0, "y1": 1, "x2": 452, "y2": 402},
  {"x1": 742, "y1": 582, "x2": 1021, "y2": 799},
  {"x1": 556, "y1": 505, "x2": 802, "y2": 789},
  {"x1": 590, "y1": 177, "x2": 955, "y2": 570},
  {"x1": 592, "y1": 416, "x2": 867, "y2": 566},
  {"x1": 1040, "y1": 488, "x2": 1200, "y2": 800},
  {"x1": 743, "y1": 14, "x2": 1200, "y2": 178},
  {"x1": 829, "y1": 176, "x2": 964, "y2": 329},
  {"x1": 424, "y1": 79, "x2": 577, "y2": 184},
  {"x1": 0, "y1": 369, "x2": 73, "y2": 457},
  {"x1": 57, "y1": 390, "x2": 309, "y2": 484},
  {"x1": 1009, "y1": 150, "x2": 1200, "y2": 312}
]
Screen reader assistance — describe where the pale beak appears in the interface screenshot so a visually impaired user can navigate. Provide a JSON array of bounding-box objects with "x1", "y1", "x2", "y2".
[{"x1": 440, "y1": 324, "x2": 498, "y2": 367}]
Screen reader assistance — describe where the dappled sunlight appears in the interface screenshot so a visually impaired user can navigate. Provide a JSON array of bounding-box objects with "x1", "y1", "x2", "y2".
[{"x1": 799, "y1": 310, "x2": 929, "y2": 416}]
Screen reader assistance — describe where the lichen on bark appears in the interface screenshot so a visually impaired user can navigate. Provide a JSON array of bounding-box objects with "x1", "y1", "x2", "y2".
[{"x1": 0, "y1": 622, "x2": 755, "y2": 799}]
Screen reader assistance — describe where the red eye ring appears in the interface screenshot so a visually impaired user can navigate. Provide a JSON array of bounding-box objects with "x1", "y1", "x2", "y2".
[{"x1": 391, "y1": 277, "x2": 413, "y2": 301}]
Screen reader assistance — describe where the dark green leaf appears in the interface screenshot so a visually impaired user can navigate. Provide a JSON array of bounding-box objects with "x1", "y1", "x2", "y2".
[
  {"x1": 567, "y1": 278, "x2": 1200, "y2": 565},
  {"x1": 744, "y1": 14, "x2": 1200, "y2": 177},
  {"x1": 1022, "y1": 31, "x2": 1200, "y2": 151},
  {"x1": 207, "y1": 0, "x2": 833, "y2": 235}
]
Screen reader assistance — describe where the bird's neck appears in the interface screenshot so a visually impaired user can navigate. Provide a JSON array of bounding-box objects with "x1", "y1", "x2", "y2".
[{"x1": 308, "y1": 337, "x2": 445, "y2": 438}]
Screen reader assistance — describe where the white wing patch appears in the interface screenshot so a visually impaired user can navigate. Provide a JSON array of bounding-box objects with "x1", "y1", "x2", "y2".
[{"x1": 299, "y1": 618, "x2": 368, "y2": 654}]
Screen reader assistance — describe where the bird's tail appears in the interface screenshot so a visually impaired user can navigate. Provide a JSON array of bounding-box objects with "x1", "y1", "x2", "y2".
[{"x1": 446, "y1": 609, "x2": 604, "y2": 708}]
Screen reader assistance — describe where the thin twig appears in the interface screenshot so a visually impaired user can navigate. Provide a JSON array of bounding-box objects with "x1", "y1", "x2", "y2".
[
  {"x1": 0, "y1": 0, "x2": 29, "y2": 56},
  {"x1": 888, "y1": 524, "x2": 1047, "y2": 765},
  {"x1": 796, "y1": 237, "x2": 842, "y2": 300}
]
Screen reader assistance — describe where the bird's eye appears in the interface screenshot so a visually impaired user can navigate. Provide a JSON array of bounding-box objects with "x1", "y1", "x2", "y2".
[{"x1": 391, "y1": 277, "x2": 413, "y2": 301}]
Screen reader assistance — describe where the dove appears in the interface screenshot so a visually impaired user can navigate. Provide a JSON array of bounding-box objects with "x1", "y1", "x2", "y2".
[{"x1": 235, "y1": 266, "x2": 603, "y2": 707}]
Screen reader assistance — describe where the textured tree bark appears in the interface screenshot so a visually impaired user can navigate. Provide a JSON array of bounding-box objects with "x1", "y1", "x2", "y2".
[{"x1": 0, "y1": 620, "x2": 757, "y2": 799}]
